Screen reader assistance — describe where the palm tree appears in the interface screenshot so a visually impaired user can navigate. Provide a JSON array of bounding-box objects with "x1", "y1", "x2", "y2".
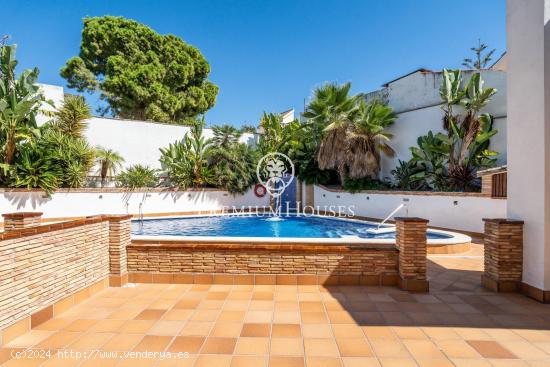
[
  {"x1": 212, "y1": 124, "x2": 241, "y2": 149},
  {"x1": 303, "y1": 82, "x2": 359, "y2": 183},
  {"x1": 346, "y1": 100, "x2": 396, "y2": 178},
  {"x1": 54, "y1": 95, "x2": 91, "y2": 137},
  {"x1": 94, "y1": 146, "x2": 124, "y2": 187}
]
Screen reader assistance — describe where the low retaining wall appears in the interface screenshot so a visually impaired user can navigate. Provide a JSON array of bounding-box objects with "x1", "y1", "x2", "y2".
[
  {"x1": 127, "y1": 240, "x2": 399, "y2": 285},
  {"x1": 0, "y1": 213, "x2": 130, "y2": 346}
]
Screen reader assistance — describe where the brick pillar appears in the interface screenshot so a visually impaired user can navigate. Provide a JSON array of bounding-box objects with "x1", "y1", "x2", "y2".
[
  {"x1": 108, "y1": 215, "x2": 132, "y2": 287},
  {"x1": 482, "y1": 218, "x2": 524, "y2": 292},
  {"x1": 2, "y1": 212, "x2": 42, "y2": 232},
  {"x1": 395, "y1": 217, "x2": 429, "y2": 292}
]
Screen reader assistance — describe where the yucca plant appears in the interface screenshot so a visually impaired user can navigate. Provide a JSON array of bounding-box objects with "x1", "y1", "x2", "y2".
[
  {"x1": 10, "y1": 146, "x2": 61, "y2": 194},
  {"x1": 53, "y1": 94, "x2": 91, "y2": 138}
]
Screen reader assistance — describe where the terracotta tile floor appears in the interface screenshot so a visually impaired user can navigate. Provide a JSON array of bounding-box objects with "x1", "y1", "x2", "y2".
[{"x1": 2, "y1": 245, "x2": 550, "y2": 366}]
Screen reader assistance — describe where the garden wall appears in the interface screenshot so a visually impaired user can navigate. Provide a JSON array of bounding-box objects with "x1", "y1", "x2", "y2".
[
  {"x1": 0, "y1": 188, "x2": 269, "y2": 220},
  {"x1": 0, "y1": 216, "x2": 113, "y2": 345},
  {"x1": 314, "y1": 185, "x2": 506, "y2": 233}
]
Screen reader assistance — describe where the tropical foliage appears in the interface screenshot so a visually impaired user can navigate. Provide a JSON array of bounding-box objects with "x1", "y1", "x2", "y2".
[
  {"x1": 0, "y1": 44, "x2": 97, "y2": 193},
  {"x1": 300, "y1": 82, "x2": 397, "y2": 184},
  {"x1": 60, "y1": 16, "x2": 218, "y2": 124},
  {"x1": 0, "y1": 44, "x2": 44, "y2": 167},
  {"x1": 160, "y1": 119, "x2": 257, "y2": 193},
  {"x1": 394, "y1": 70, "x2": 498, "y2": 192},
  {"x1": 52, "y1": 95, "x2": 91, "y2": 137},
  {"x1": 117, "y1": 164, "x2": 158, "y2": 189}
]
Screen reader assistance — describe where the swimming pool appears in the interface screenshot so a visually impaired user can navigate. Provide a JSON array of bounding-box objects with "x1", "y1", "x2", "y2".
[{"x1": 131, "y1": 214, "x2": 466, "y2": 243}]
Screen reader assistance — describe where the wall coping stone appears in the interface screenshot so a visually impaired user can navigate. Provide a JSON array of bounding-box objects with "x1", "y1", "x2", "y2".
[
  {"x1": 318, "y1": 184, "x2": 504, "y2": 198},
  {"x1": 129, "y1": 239, "x2": 397, "y2": 253},
  {"x1": 482, "y1": 218, "x2": 524, "y2": 224},
  {"x1": 0, "y1": 214, "x2": 127, "y2": 241},
  {"x1": 394, "y1": 217, "x2": 429, "y2": 223},
  {"x1": 2, "y1": 212, "x2": 43, "y2": 219}
]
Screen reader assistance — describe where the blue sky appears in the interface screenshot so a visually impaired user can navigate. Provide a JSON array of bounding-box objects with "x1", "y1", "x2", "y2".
[{"x1": 3, "y1": 0, "x2": 505, "y2": 127}]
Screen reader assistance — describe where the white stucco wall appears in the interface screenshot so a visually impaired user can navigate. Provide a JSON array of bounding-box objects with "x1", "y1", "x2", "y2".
[
  {"x1": 84, "y1": 117, "x2": 255, "y2": 169},
  {"x1": 314, "y1": 186, "x2": 506, "y2": 233},
  {"x1": 36, "y1": 84, "x2": 255, "y2": 170},
  {"x1": 0, "y1": 189, "x2": 268, "y2": 219},
  {"x1": 506, "y1": 0, "x2": 550, "y2": 290}
]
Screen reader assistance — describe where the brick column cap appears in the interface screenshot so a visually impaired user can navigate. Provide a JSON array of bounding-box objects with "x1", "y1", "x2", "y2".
[
  {"x1": 394, "y1": 217, "x2": 429, "y2": 223},
  {"x1": 483, "y1": 218, "x2": 524, "y2": 224},
  {"x1": 108, "y1": 214, "x2": 133, "y2": 221},
  {"x1": 2, "y1": 212, "x2": 43, "y2": 219}
]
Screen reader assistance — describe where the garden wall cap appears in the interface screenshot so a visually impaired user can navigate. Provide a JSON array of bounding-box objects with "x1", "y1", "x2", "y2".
[
  {"x1": 108, "y1": 214, "x2": 133, "y2": 221},
  {"x1": 394, "y1": 217, "x2": 429, "y2": 223},
  {"x1": 2, "y1": 212, "x2": 43, "y2": 219},
  {"x1": 483, "y1": 218, "x2": 524, "y2": 224}
]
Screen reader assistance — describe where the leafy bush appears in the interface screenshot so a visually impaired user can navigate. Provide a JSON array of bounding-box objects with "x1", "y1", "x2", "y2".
[
  {"x1": 390, "y1": 160, "x2": 429, "y2": 191},
  {"x1": 117, "y1": 165, "x2": 158, "y2": 189},
  {"x1": 160, "y1": 120, "x2": 213, "y2": 189},
  {"x1": 10, "y1": 146, "x2": 61, "y2": 194},
  {"x1": 209, "y1": 143, "x2": 258, "y2": 194}
]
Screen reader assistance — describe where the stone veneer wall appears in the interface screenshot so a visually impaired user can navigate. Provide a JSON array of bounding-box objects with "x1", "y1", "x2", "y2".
[
  {"x1": 0, "y1": 214, "x2": 129, "y2": 345},
  {"x1": 126, "y1": 243, "x2": 399, "y2": 285}
]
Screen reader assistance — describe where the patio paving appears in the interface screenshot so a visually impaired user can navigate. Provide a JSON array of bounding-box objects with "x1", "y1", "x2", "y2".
[{"x1": 1, "y1": 244, "x2": 550, "y2": 367}]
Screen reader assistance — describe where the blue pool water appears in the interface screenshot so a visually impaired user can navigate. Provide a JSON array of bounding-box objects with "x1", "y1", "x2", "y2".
[{"x1": 132, "y1": 215, "x2": 452, "y2": 239}]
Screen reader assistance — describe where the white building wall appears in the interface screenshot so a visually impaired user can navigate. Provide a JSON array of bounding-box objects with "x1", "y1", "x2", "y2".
[
  {"x1": 506, "y1": 0, "x2": 550, "y2": 291},
  {"x1": 314, "y1": 186, "x2": 506, "y2": 233}
]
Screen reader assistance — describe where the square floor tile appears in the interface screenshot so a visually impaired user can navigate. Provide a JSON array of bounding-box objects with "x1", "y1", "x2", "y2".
[{"x1": 200, "y1": 337, "x2": 237, "y2": 354}]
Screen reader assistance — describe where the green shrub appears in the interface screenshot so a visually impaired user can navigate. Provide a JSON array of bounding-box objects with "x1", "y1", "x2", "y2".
[{"x1": 117, "y1": 165, "x2": 158, "y2": 189}]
